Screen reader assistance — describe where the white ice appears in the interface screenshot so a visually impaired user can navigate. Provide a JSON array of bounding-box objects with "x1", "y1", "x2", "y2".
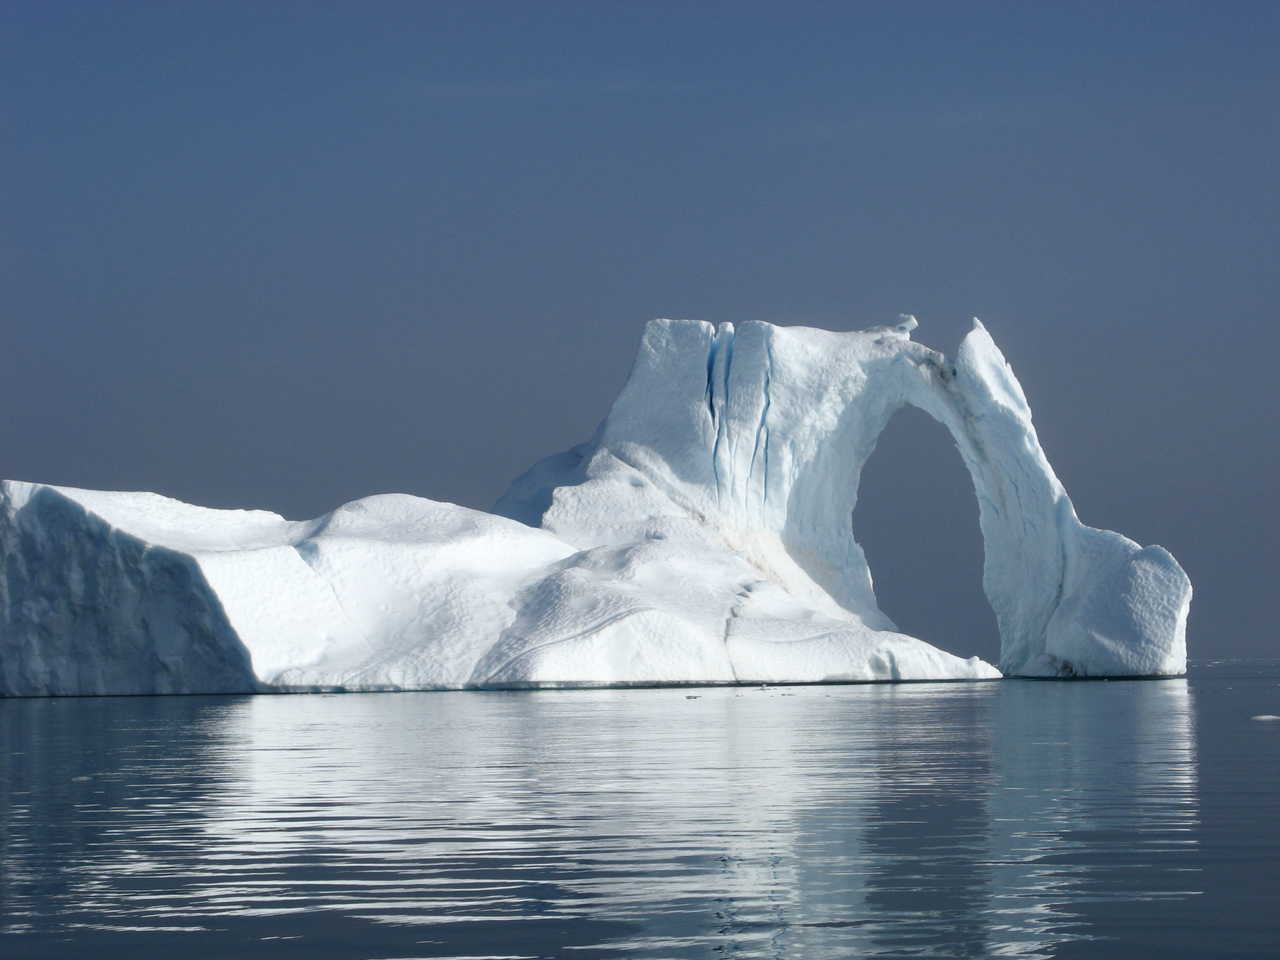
[{"x1": 0, "y1": 317, "x2": 1189, "y2": 696}]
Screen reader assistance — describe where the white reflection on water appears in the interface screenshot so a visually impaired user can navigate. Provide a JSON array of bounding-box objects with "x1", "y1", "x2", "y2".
[
  {"x1": 984, "y1": 680, "x2": 1199, "y2": 958},
  {"x1": 0, "y1": 678, "x2": 1200, "y2": 958}
]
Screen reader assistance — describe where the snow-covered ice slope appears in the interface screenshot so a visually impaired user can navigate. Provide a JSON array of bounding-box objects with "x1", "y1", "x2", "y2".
[
  {"x1": 0, "y1": 485, "x2": 578, "y2": 695},
  {"x1": 1, "y1": 318, "x2": 1187, "y2": 696},
  {"x1": 0, "y1": 479, "x2": 994, "y2": 695}
]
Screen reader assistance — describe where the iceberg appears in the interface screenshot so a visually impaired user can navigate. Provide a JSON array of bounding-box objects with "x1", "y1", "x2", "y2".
[{"x1": 0, "y1": 318, "x2": 1189, "y2": 696}]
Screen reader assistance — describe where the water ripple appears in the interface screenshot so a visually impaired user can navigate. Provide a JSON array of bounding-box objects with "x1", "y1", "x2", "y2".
[{"x1": 3, "y1": 666, "x2": 1276, "y2": 958}]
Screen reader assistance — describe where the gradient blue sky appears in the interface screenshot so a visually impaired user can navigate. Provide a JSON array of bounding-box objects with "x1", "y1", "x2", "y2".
[{"x1": 3, "y1": 2, "x2": 1276, "y2": 661}]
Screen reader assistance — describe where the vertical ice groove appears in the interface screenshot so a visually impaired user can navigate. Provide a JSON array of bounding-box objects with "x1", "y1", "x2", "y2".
[
  {"x1": 748, "y1": 336, "x2": 776, "y2": 508},
  {"x1": 706, "y1": 329, "x2": 723, "y2": 492},
  {"x1": 710, "y1": 324, "x2": 735, "y2": 502},
  {"x1": 762, "y1": 426, "x2": 771, "y2": 507},
  {"x1": 704, "y1": 330, "x2": 721, "y2": 424}
]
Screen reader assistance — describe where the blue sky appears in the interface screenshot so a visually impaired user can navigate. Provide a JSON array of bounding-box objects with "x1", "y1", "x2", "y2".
[{"x1": 3, "y1": 2, "x2": 1276, "y2": 659}]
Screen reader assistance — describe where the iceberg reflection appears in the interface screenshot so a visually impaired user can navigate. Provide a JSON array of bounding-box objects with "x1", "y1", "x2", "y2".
[
  {"x1": 0, "y1": 678, "x2": 1199, "y2": 958},
  {"x1": 981, "y1": 679, "x2": 1199, "y2": 958}
]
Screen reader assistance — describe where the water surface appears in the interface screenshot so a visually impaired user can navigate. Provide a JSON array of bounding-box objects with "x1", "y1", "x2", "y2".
[{"x1": 3, "y1": 661, "x2": 1278, "y2": 958}]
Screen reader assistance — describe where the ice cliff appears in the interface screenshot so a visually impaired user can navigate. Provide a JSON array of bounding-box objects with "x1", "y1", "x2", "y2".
[{"x1": 0, "y1": 318, "x2": 1190, "y2": 696}]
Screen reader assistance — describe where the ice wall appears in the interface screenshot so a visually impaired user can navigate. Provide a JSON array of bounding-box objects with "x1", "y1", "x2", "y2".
[{"x1": 0, "y1": 483, "x2": 257, "y2": 695}]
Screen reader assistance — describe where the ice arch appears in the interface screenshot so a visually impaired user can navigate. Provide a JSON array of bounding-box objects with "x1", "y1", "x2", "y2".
[
  {"x1": 499, "y1": 316, "x2": 1191, "y2": 677},
  {"x1": 852, "y1": 405, "x2": 996, "y2": 662}
]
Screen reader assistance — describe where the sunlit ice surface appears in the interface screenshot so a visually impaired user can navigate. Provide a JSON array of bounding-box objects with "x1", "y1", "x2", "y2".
[{"x1": 2, "y1": 660, "x2": 1277, "y2": 958}]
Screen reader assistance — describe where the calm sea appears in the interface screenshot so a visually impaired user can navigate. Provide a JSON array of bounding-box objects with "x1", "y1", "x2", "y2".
[{"x1": 2, "y1": 660, "x2": 1278, "y2": 959}]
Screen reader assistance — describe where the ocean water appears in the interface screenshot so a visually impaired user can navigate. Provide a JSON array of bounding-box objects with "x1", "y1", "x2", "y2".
[{"x1": 2, "y1": 660, "x2": 1278, "y2": 959}]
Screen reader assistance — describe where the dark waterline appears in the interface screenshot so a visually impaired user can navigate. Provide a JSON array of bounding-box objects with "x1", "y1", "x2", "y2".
[{"x1": 3, "y1": 660, "x2": 1278, "y2": 958}]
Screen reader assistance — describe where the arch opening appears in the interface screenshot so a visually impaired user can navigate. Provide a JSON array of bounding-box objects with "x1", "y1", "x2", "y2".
[{"x1": 852, "y1": 405, "x2": 999, "y2": 664}]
